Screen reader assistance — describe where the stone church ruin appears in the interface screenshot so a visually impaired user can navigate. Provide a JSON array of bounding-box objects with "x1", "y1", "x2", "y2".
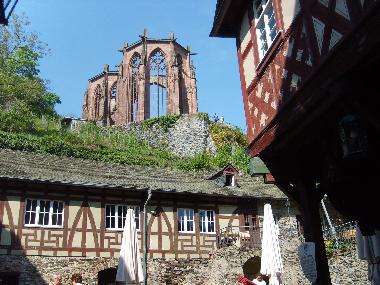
[{"x1": 82, "y1": 30, "x2": 198, "y2": 126}]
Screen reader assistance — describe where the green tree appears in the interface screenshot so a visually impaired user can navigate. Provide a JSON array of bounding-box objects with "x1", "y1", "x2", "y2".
[{"x1": 0, "y1": 14, "x2": 60, "y2": 132}]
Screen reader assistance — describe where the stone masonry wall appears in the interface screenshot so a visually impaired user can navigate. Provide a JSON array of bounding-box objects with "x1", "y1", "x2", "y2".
[
  {"x1": 0, "y1": 245, "x2": 369, "y2": 285},
  {"x1": 124, "y1": 114, "x2": 216, "y2": 157},
  {"x1": 0, "y1": 255, "x2": 118, "y2": 285}
]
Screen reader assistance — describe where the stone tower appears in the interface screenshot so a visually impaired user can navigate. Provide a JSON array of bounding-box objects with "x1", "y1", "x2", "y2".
[{"x1": 82, "y1": 30, "x2": 198, "y2": 126}]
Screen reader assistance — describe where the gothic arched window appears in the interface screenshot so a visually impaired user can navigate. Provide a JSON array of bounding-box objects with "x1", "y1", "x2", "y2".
[
  {"x1": 94, "y1": 85, "x2": 101, "y2": 118},
  {"x1": 149, "y1": 49, "x2": 167, "y2": 118},
  {"x1": 110, "y1": 83, "x2": 117, "y2": 99},
  {"x1": 130, "y1": 53, "x2": 141, "y2": 122},
  {"x1": 176, "y1": 54, "x2": 187, "y2": 113},
  {"x1": 109, "y1": 83, "x2": 117, "y2": 125}
]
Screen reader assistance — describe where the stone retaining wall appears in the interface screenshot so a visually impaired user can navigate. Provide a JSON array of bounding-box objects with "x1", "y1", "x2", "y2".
[{"x1": 124, "y1": 114, "x2": 216, "y2": 157}]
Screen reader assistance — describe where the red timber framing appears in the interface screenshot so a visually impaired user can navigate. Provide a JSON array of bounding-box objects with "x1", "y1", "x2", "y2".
[{"x1": 211, "y1": 1, "x2": 380, "y2": 284}]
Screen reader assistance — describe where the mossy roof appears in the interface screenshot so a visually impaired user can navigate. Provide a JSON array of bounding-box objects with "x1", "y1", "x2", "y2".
[{"x1": 0, "y1": 148, "x2": 286, "y2": 199}]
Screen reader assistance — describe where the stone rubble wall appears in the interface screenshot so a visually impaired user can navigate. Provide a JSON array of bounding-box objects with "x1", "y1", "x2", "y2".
[
  {"x1": 124, "y1": 114, "x2": 217, "y2": 157},
  {"x1": 328, "y1": 248, "x2": 369, "y2": 285},
  {"x1": 0, "y1": 255, "x2": 118, "y2": 285},
  {"x1": 147, "y1": 247, "x2": 260, "y2": 285},
  {"x1": 0, "y1": 245, "x2": 369, "y2": 285}
]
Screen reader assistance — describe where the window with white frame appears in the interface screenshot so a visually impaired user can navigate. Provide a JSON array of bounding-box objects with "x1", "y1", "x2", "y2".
[
  {"x1": 199, "y1": 210, "x2": 215, "y2": 233},
  {"x1": 253, "y1": 0, "x2": 278, "y2": 59},
  {"x1": 177, "y1": 208, "x2": 194, "y2": 233},
  {"x1": 24, "y1": 199, "x2": 64, "y2": 227},
  {"x1": 105, "y1": 204, "x2": 140, "y2": 230}
]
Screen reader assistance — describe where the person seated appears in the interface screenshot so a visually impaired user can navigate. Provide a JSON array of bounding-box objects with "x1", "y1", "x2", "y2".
[{"x1": 50, "y1": 274, "x2": 62, "y2": 285}]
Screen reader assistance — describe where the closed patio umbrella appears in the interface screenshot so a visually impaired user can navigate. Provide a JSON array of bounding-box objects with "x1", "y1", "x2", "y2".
[
  {"x1": 260, "y1": 204, "x2": 283, "y2": 285},
  {"x1": 116, "y1": 208, "x2": 144, "y2": 284}
]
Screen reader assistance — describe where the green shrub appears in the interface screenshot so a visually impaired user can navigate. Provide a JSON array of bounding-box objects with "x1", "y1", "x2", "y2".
[{"x1": 141, "y1": 114, "x2": 180, "y2": 131}]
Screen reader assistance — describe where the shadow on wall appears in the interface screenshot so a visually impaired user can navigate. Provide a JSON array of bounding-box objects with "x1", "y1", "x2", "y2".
[{"x1": 0, "y1": 226, "x2": 47, "y2": 285}]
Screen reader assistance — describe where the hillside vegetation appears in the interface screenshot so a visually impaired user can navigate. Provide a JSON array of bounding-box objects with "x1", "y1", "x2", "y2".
[
  {"x1": 0, "y1": 15, "x2": 250, "y2": 173},
  {"x1": 0, "y1": 115, "x2": 250, "y2": 172}
]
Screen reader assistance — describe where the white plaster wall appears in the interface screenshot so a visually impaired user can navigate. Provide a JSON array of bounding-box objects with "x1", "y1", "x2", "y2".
[
  {"x1": 281, "y1": 0, "x2": 301, "y2": 30},
  {"x1": 240, "y1": 11, "x2": 252, "y2": 52},
  {"x1": 243, "y1": 49, "x2": 256, "y2": 88}
]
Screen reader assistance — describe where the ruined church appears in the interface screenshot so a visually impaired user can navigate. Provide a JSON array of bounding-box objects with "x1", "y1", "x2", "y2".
[{"x1": 82, "y1": 31, "x2": 198, "y2": 126}]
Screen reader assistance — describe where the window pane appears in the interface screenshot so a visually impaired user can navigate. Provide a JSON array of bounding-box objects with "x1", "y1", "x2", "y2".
[
  {"x1": 187, "y1": 220, "x2": 193, "y2": 232},
  {"x1": 39, "y1": 201, "x2": 51, "y2": 225},
  {"x1": 106, "y1": 205, "x2": 111, "y2": 216},
  {"x1": 58, "y1": 202, "x2": 63, "y2": 213},
  {"x1": 52, "y1": 213, "x2": 57, "y2": 225},
  {"x1": 208, "y1": 222, "x2": 215, "y2": 233},
  {"x1": 254, "y1": 0, "x2": 263, "y2": 16},
  {"x1": 30, "y1": 212, "x2": 36, "y2": 224},
  {"x1": 38, "y1": 212, "x2": 44, "y2": 225},
  {"x1": 188, "y1": 209, "x2": 194, "y2": 220},
  {"x1": 26, "y1": 199, "x2": 32, "y2": 211},
  {"x1": 53, "y1": 201, "x2": 59, "y2": 213},
  {"x1": 25, "y1": 199, "x2": 37, "y2": 225},
  {"x1": 118, "y1": 216, "x2": 123, "y2": 229},
  {"x1": 106, "y1": 216, "x2": 111, "y2": 228},
  {"x1": 178, "y1": 209, "x2": 184, "y2": 231},
  {"x1": 57, "y1": 214, "x2": 62, "y2": 226},
  {"x1": 25, "y1": 212, "x2": 31, "y2": 224}
]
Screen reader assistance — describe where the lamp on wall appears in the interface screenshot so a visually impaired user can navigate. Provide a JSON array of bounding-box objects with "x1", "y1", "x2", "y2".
[{"x1": 338, "y1": 114, "x2": 367, "y2": 159}]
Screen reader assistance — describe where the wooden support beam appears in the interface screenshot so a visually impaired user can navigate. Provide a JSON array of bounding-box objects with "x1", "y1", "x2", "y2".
[{"x1": 296, "y1": 175, "x2": 331, "y2": 285}]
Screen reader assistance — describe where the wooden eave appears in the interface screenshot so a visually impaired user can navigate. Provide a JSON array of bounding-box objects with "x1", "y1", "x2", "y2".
[{"x1": 210, "y1": 0, "x2": 249, "y2": 38}]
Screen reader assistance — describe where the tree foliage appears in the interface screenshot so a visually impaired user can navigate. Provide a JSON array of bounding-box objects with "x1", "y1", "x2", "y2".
[{"x1": 0, "y1": 14, "x2": 60, "y2": 132}]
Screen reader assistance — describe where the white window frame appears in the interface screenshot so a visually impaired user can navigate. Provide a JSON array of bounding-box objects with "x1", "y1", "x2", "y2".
[
  {"x1": 253, "y1": 0, "x2": 279, "y2": 60},
  {"x1": 199, "y1": 210, "x2": 216, "y2": 234},
  {"x1": 225, "y1": 173, "x2": 236, "y2": 187},
  {"x1": 24, "y1": 199, "x2": 64, "y2": 228},
  {"x1": 177, "y1": 208, "x2": 195, "y2": 233},
  {"x1": 105, "y1": 204, "x2": 140, "y2": 231}
]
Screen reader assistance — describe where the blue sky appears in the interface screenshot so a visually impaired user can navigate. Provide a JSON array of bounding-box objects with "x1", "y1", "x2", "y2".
[{"x1": 16, "y1": 0, "x2": 246, "y2": 131}]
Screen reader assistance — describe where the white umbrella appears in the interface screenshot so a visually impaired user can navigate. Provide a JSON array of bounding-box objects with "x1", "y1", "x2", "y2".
[
  {"x1": 116, "y1": 208, "x2": 144, "y2": 284},
  {"x1": 260, "y1": 204, "x2": 283, "y2": 285},
  {"x1": 356, "y1": 227, "x2": 380, "y2": 285}
]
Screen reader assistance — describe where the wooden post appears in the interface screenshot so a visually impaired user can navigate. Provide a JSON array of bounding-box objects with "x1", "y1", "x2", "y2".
[{"x1": 296, "y1": 176, "x2": 332, "y2": 285}]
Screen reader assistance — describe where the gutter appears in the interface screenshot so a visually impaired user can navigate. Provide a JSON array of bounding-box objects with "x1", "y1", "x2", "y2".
[{"x1": 143, "y1": 189, "x2": 152, "y2": 285}]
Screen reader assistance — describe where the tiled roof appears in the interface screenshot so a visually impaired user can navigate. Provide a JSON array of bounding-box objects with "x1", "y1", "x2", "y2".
[{"x1": 0, "y1": 148, "x2": 286, "y2": 199}]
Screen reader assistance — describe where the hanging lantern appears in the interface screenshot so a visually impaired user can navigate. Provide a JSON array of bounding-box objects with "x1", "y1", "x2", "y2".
[{"x1": 339, "y1": 114, "x2": 367, "y2": 159}]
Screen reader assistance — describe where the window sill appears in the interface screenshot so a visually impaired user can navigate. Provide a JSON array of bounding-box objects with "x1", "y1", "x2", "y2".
[
  {"x1": 200, "y1": 232, "x2": 216, "y2": 235},
  {"x1": 178, "y1": 231, "x2": 196, "y2": 234},
  {"x1": 256, "y1": 31, "x2": 283, "y2": 76},
  {"x1": 24, "y1": 225, "x2": 63, "y2": 229},
  {"x1": 106, "y1": 228, "x2": 141, "y2": 232}
]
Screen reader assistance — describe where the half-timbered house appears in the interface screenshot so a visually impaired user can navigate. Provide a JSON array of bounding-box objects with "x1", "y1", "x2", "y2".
[
  {"x1": 210, "y1": 0, "x2": 380, "y2": 283},
  {"x1": 0, "y1": 148, "x2": 291, "y2": 284}
]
